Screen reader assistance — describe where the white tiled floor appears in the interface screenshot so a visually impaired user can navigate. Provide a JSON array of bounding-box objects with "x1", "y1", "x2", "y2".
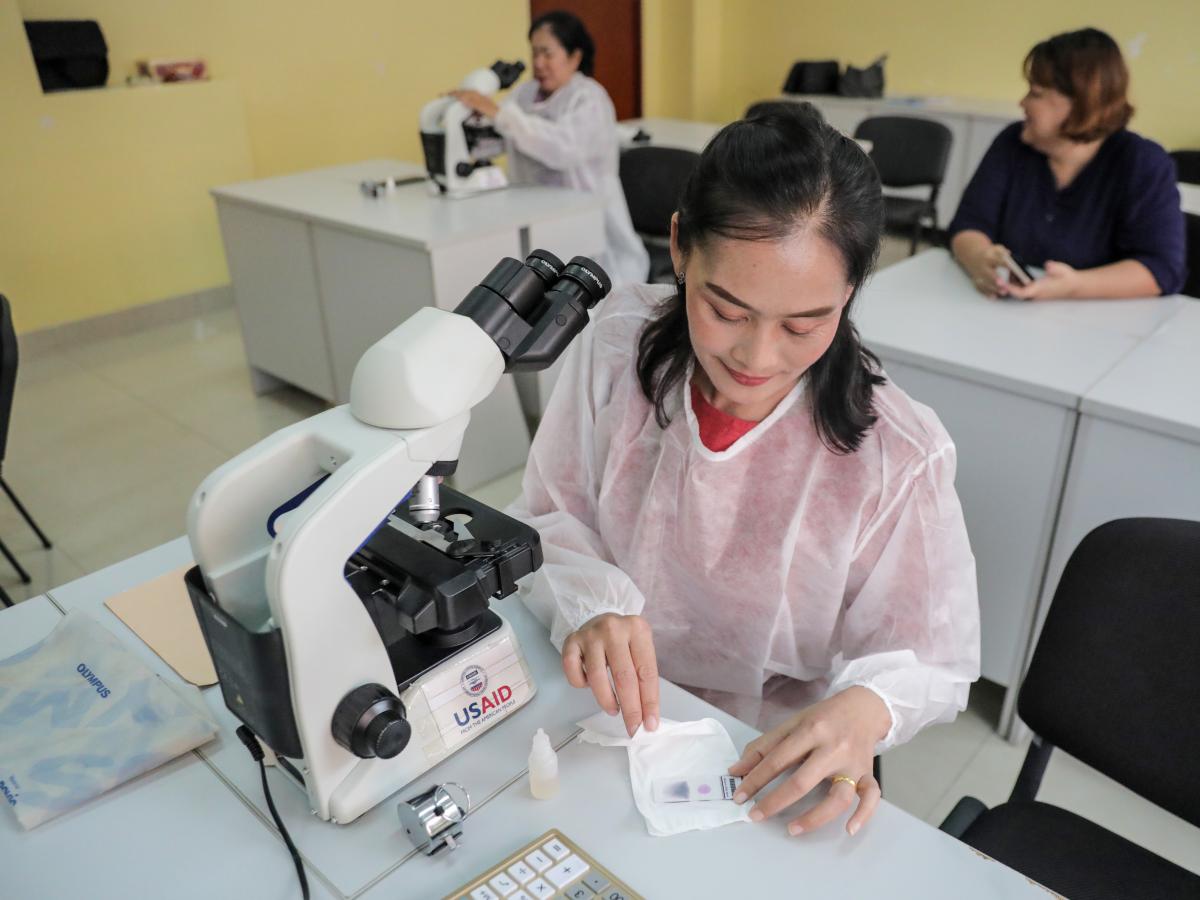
[{"x1": 5, "y1": 237, "x2": 1198, "y2": 876}]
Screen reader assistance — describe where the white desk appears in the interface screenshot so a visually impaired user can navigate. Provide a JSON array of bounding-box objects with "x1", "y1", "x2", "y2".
[
  {"x1": 854, "y1": 250, "x2": 1185, "y2": 735},
  {"x1": 212, "y1": 159, "x2": 606, "y2": 489},
  {"x1": 2, "y1": 541, "x2": 1051, "y2": 898},
  {"x1": 622, "y1": 116, "x2": 872, "y2": 156},
  {"x1": 621, "y1": 116, "x2": 721, "y2": 154},
  {"x1": 1033, "y1": 302, "x2": 1200, "y2": 653},
  {"x1": 1180, "y1": 182, "x2": 1200, "y2": 216},
  {"x1": 0, "y1": 593, "x2": 340, "y2": 900}
]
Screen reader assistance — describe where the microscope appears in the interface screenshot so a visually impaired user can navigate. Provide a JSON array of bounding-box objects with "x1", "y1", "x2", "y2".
[
  {"x1": 184, "y1": 250, "x2": 610, "y2": 824},
  {"x1": 419, "y1": 60, "x2": 526, "y2": 198}
]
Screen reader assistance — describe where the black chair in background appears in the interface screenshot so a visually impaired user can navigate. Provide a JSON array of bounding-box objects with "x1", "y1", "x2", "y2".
[
  {"x1": 1172, "y1": 150, "x2": 1200, "y2": 298},
  {"x1": 853, "y1": 116, "x2": 952, "y2": 256},
  {"x1": 940, "y1": 518, "x2": 1200, "y2": 900},
  {"x1": 1183, "y1": 213, "x2": 1200, "y2": 299},
  {"x1": 1170, "y1": 149, "x2": 1200, "y2": 185},
  {"x1": 0, "y1": 295, "x2": 53, "y2": 608},
  {"x1": 619, "y1": 146, "x2": 700, "y2": 284}
]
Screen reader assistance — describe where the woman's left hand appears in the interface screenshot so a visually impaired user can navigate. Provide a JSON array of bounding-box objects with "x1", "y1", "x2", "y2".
[
  {"x1": 449, "y1": 90, "x2": 499, "y2": 119},
  {"x1": 1003, "y1": 260, "x2": 1079, "y2": 301},
  {"x1": 728, "y1": 686, "x2": 891, "y2": 836}
]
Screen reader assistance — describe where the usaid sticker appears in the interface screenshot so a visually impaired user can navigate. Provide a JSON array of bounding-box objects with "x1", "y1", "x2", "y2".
[{"x1": 422, "y1": 635, "x2": 531, "y2": 751}]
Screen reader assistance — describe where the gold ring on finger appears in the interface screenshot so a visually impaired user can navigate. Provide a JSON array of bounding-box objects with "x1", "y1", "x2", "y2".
[{"x1": 830, "y1": 774, "x2": 858, "y2": 790}]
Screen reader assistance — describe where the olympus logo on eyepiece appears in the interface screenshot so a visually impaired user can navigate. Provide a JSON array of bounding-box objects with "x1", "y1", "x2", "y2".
[
  {"x1": 571, "y1": 265, "x2": 603, "y2": 292},
  {"x1": 527, "y1": 257, "x2": 560, "y2": 278}
]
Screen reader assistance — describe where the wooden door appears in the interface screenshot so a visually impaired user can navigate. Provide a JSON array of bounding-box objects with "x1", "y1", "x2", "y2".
[{"x1": 528, "y1": 0, "x2": 642, "y2": 120}]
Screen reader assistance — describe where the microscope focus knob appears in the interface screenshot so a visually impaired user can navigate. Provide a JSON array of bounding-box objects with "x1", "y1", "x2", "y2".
[{"x1": 332, "y1": 684, "x2": 411, "y2": 760}]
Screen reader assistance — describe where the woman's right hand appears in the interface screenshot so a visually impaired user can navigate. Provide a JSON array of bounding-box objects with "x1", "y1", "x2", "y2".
[
  {"x1": 959, "y1": 242, "x2": 1012, "y2": 298},
  {"x1": 562, "y1": 613, "x2": 661, "y2": 737}
]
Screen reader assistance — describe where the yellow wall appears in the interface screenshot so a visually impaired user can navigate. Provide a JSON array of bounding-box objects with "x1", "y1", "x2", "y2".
[
  {"x1": 10, "y1": 1, "x2": 1197, "y2": 333},
  {"x1": 5, "y1": 0, "x2": 529, "y2": 334},
  {"x1": 643, "y1": 0, "x2": 1200, "y2": 149},
  {"x1": 642, "y1": 0, "x2": 694, "y2": 120}
]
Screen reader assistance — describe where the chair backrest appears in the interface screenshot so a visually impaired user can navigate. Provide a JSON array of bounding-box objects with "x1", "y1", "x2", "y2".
[
  {"x1": 1183, "y1": 212, "x2": 1200, "y2": 299},
  {"x1": 853, "y1": 115, "x2": 953, "y2": 188},
  {"x1": 1018, "y1": 518, "x2": 1200, "y2": 828},
  {"x1": 0, "y1": 295, "x2": 18, "y2": 463},
  {"x1": 1171, "y1": 149, "x2": 1200, "y2": 185},
  {"x1": 619, "y1": 146, "x2": 700, "y2": 238}
]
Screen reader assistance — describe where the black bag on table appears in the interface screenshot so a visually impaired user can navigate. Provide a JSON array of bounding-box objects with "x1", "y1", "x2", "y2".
[
  {"x1": 782, "y1": 60, "x2": 840, "y2": 95},
  {"x1": 839, "y1": 54, "x2": 887, "y2": 98},
  {"x1": 24, "y1": 20, "x2": 109, "y2": 92}
]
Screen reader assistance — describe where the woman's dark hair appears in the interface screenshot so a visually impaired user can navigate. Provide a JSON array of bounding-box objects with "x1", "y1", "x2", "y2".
[
  {"x1": 1024, "y1": 27, "x2": 1133, "y2": 142},
  {"x1": 529, "y1": 10, "x2": 595, "y2": 77},
  {"x1": 635, "y1": 101, "x2": 885, "y2": 455}
]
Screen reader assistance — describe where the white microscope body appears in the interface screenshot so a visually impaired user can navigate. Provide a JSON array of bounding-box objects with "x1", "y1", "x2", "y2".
[
  {"x1": 419, "y1": 60, "x2": 525, "y2": 198},
  {"x1": 185, "y1": 251, "x2": 610, "y2": 824}
]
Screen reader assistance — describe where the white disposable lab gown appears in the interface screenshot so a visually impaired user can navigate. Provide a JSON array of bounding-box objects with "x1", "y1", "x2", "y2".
[
  {"x1": 509, "y1": 284, "x2": 981, "y2": 749},
  {"x1": 495, "y1": 74, "x2": 649, "y2": 286}
]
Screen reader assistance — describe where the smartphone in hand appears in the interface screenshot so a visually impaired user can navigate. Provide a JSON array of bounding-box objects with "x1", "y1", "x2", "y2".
[{"x1": 997, "y1": 248, "x2": 1034, "y2": 286}]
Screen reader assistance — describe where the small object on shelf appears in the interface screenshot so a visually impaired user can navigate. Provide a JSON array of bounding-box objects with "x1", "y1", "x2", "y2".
[{"x1": 136, "y1": 58, "x2": 207, "y2": 83}]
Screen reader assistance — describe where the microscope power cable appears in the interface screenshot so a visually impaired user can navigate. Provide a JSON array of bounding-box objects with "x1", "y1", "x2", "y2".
[{"x1": 237, "y1": 725, "x2": 310, "y2": 900}]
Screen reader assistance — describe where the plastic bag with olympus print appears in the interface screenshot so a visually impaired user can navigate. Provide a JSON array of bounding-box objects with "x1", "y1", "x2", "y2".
[{"x1": 0, "y1": 611, "x2": 217, "y2": 829}]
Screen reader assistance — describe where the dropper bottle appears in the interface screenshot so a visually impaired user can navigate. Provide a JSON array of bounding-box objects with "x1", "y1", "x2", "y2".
[{"x1": 528, "y1": 728, "x2": 559, "y2": 799}]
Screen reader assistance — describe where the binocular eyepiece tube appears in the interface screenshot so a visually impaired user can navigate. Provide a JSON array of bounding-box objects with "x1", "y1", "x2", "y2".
[{"x1": 455, "y1": 250, "x2": 612, "y2": 373}]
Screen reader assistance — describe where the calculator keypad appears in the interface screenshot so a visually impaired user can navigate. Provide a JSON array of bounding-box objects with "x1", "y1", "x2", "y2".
[{"x1": 451, "y1": 829, "x2": 640, "y2": 900}]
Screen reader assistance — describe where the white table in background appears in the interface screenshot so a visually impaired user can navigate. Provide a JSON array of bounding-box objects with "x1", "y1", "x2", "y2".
[
  {"x1": 1180, "y1": 181, "x2": 1200, "y2": 216},
  {"x1": 211, "y1": 159, "x2": 606, "y2": 489},
  {"x1": 622, "y1": 116, "x2": 872, "y2": 155},
  {"x1": 1033, "y1": 302, "x2": 1200, "y2": 650},
  {"x1": 0, "y1": 540, "x2": 1051, "y2": 898},
  {"x1": 621, "y1": 116, "x2": 721, "y2": 154},
  {"x1": 853, "y1": 249, "x2": 1185, "y2": 736}
]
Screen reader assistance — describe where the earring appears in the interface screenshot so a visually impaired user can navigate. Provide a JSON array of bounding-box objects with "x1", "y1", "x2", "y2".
[{"x1": 675, "y1": 271, "x2": 685, "y2": 285}]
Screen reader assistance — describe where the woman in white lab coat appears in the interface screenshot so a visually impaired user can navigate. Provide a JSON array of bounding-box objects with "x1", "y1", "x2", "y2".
[
  {"x1": 452, "y1": 11, "x2": 649, "y2": 286},
  {"x1": 508, "y1": 103, "x2": 980, "y2": 838}
]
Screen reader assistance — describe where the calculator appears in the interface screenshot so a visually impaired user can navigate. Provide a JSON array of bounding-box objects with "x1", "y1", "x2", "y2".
[{"x1": 444, "y1": 828, "x2": 643, "y2": 900}]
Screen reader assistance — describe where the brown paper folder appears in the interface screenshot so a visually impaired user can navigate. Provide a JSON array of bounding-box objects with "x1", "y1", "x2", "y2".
[{"x1": 105, "y1": 564, "x2": 218, "y2": 687}]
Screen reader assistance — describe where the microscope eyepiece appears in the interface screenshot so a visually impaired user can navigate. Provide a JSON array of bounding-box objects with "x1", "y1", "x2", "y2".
[
  {"x1": 557, "y1": 256, "x2": 611, "y2": 308},
  {"x1": 454, "y1": 249, "x2": 611, "y2": 371},
  {"x1": 523, "y1": 249, "x2": 563, "y2": 286}
]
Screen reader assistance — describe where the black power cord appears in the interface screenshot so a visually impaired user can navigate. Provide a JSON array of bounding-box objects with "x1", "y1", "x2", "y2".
[{"x1": 237, "y1": 725, "x2": 310, "y2": 900}]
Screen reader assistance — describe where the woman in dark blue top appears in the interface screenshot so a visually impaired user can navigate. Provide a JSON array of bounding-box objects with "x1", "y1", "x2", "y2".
[{"x1": 949, "y1": 28, "x2": 1186, "y2": 300}]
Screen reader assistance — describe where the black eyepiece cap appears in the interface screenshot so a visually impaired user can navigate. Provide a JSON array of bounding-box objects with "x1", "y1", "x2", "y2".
[
  {"x1": 562, "y1": 255, "x2": 612, "y2": 306},
  {"x1": 524, "y1": 249, "x2": 564, "y2": 285}
]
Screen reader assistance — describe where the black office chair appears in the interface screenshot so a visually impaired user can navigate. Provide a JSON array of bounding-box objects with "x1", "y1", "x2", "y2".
[
  {"x1": 1183, "y1": 213, "x2": 1200, "y2": 299},
  {"x1": 853, "y1": 116, "x2": 952, "y2": 256},
  {"x1": 0, "y1": 295, "x2": 53, "y2": 607},
  {"x1": 1170, "y1": 149, "x2": 1200, "y2": 185},
  {"x1": 1168, "y1": 151, "x2": 1200, "y2": 298},
  {"x1": 619, "y1": 146, "x2": 700, "y2": 284},
  {"x1": 940, "y1": 518, "x2": 1200, "y2": 900}
]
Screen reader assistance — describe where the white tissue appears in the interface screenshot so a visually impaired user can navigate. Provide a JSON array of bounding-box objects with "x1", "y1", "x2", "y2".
[{"x1": 576, "y1": 713, "x2": 752, "y2": 836}]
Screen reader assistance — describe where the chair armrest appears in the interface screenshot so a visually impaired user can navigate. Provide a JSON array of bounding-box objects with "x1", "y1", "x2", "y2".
[{"x1": 939, "y1": 796, "x2": 988, "y2": 838}]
